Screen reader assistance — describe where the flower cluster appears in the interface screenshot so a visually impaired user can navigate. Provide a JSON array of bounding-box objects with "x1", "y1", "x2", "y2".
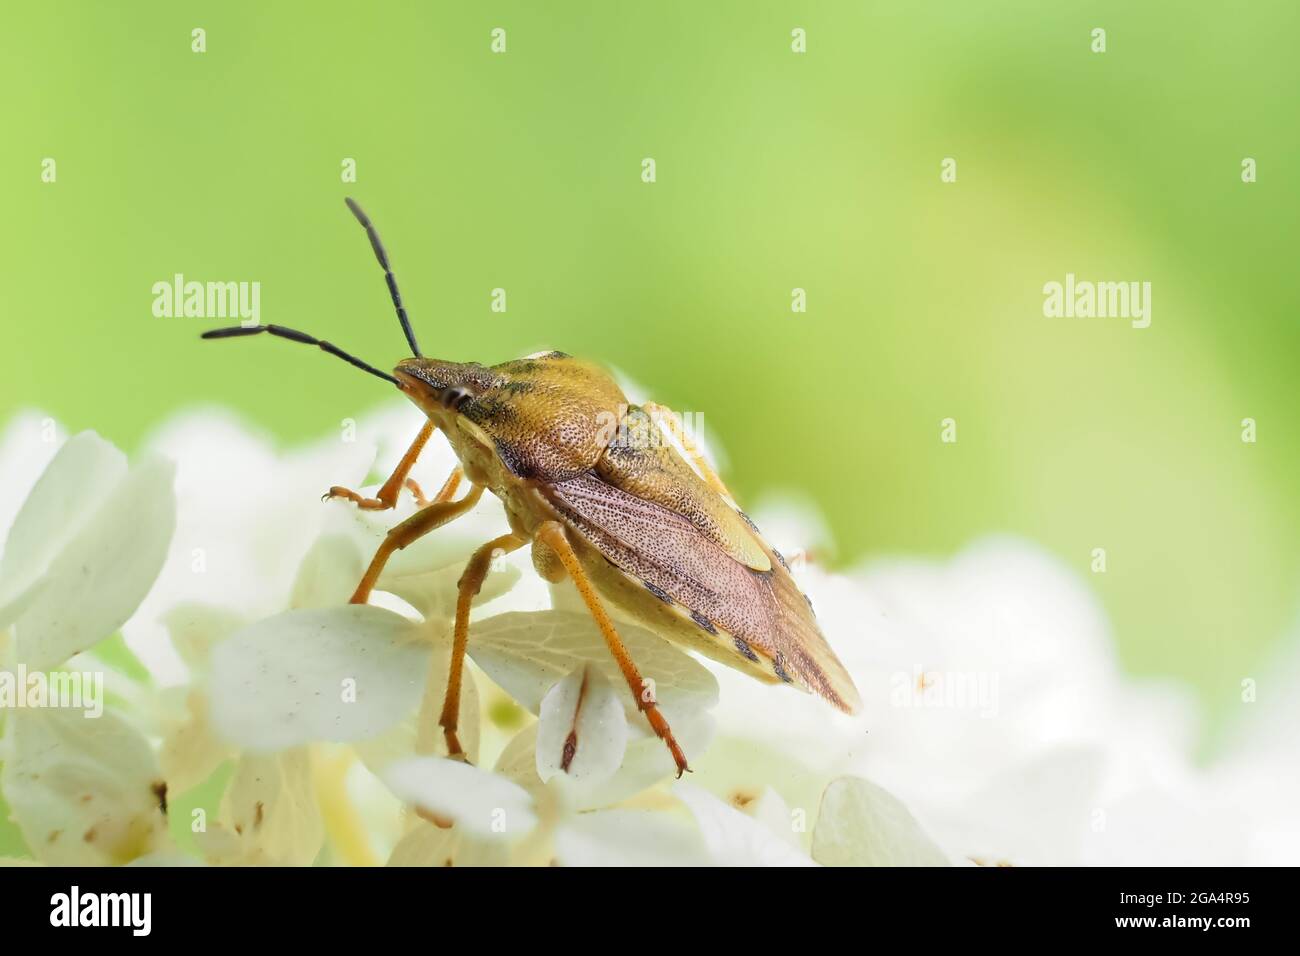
[{"x1": 0, "y1": 406, "x2": 1295, "y2": 866}]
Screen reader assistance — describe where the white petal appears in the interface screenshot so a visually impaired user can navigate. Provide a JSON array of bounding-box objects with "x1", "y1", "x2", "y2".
[
  {"x1": 924, "y1": 748, "x2": 1103, "y2": 866},
  {"x1": 208, "y1": 605, "x2": 430, "y2": 751},
  {"x1": 496, "y1": 717, "x2": 715, "y2": 812},
  {"x1": 675, "y1": 782, "x2": 816, "y2": 867},
  {"x1": 413, "y1": 646, "x2": 482, "y2": 759},
  {"x1": 385, "y1": 819, "x2": 510, "y2": 867},
  {"x1": 0, "y1": 431, "x2": 127, "y2": 626},
  {"x1": 158, "y1": 689, "x2": 236, "y2": 796},
  {"x1": 467, "y1": 610, "x2": 718, "y2": 725},
  {"x1": 493, "y1": 723, "x2": 546, "y2": 785},
  {"x1": 811, "y1": 776, "x2": 950, "y2": 867},
  {"x1": 470, "y1": 611, "x2": 718, "y2": 798},
  {"x1": 0, "y1": 706, "x2": 168, "y2": 865},
  {"x1": 385, "y1": 818, "x2": 457, "y2": 867},
  {"x1": 12, "y1": 456, "x2": 175, "y2": 670},
  {"x1": 685, "y1": 735, "x2": 827, "y2": 843},
  {"x1": 211, "y1": 749, "x2": 323, "y2": 866},
  {"x1": 536, "y1": 666, "x2": 627, "y2": 784},
  {"x1": 377, "y1": 560, "x2": 522, "y2": 624},
  {"x1": 0, "y1": 412, "x2": 68, "y2": 550},
  {"x1": 127, "y1": 852, "x2": 206, "y2": 867},
  {"x1": 124, "y1": 409, "x2": 375, "y2": 685},
  {"x1": 596, "y1": 718, "x2": 715, "y2": 804},
  {"x1": 354, "y1": 644, "x2": 483, "y2": 771},
  {"x1": 163, "y1": 603, "x2": 247, "y2": 677},
  {"x1": 289, "y1": 533, "x2": 365, "y2": 611},
  {"x1": 554, "y1": 809, "x2": 711, "y2": 867},
  {"x1": 382, "y1": 756, "x2": 537, "y2": 840},
  {"x1": 743, "y1": 786, "x2": 805, "y2": 850},
  {"x1": 190, "y1": 822, "x2": 242, "y2": 863}
]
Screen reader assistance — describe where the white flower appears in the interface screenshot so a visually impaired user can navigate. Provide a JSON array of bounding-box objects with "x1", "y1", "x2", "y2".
[
  {"x1": 118, "y1": 408, "x2": 379, "y2": 684},
  {"x1": 698, "y1": 525, "x2": 1297, "y2": 866},
  {"x1": 0, "y1": 431, "x2": 175, "y2": 671},
  {"x1": 552, "y1": 807, "x2": 711, "y2": 867},
  {"x1": 1197, "y1": 635, "x2": 1300, "y2": 866},
  {"x1": 810, "y1": 776, "x2": 949, "y2": 867},
  {"x1": 3, "y1": 407, "x2": 1296, "y2": 867},
  {"x1": 195, "y1": 749, "x2": 323, "y2": 866},
  {"x1": 383, "y1": 756, "x2": 538, "y2": 839},
  {"x1": 208, "y1": 605, "x2": 433, "y2": 753},
  {"x1": 536, "y1": 666, "x2": 628, "y2": 783},
  {"x1": 0, "y1": 425, "x2": 176, "y2": 865},
  {"x1": 468, "y1": 610, "x2": 717, "y2": 800},
  {"x1": 2, "y1": 706, "x2": 170, "y2": 866},
  {"x1": 675, "y1": 782, "x2": 816, "y2": 866},
  {"x1": 125, "y1": 405, "x2": 721, "y2": 865}
]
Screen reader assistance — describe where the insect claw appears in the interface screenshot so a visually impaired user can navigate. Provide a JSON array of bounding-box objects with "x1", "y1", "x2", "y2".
[
  {"x1": 664, "y1": 737, "x2": 691, "y2": 778},
  {"x1": 443, "y1": 728, "x2": 471, "y2": 763},
  {"x1": 326, "y1": 485, "x2": 399, "y2": 511}
]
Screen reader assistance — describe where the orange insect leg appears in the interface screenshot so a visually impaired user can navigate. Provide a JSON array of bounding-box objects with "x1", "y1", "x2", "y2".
[
  {"x1": 438, "y1": 532, "x2": 529, "y2": 758},
  {"x1": 327, "y1": 419, "x2": 435, "y2": 511},
  {"x1": 348, "y1": 482, "x2": 485, "y2": 605},
  {"x1": 534, "y1": 520, "x2": 691, "y2": 777}
]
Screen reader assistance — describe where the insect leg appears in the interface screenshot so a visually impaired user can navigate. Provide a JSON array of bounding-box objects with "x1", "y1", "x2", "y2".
[
  {"x1": 348, "y1": 483, "x2": 486, "y2": 604},
  {"x1": 327, "y1": 420, "x2": 435, "y2": 511},
  {"x1": 534, "y1": 520, "x2": 691, "y2": 777},
  {"x1": 439, "y1": 532, "x2": 529, "y2": 759},
  {"x1": 397, "y1": 464, "x2": 463, "y2": 510},
  {"x1": 643, "y1": 400, "x2": 733, "y2": 501},
  {"x1": 428, "y1": 466, "x2": 462, "y2": 504}
]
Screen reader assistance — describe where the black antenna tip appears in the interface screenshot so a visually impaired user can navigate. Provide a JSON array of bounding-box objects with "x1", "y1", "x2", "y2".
[
  {"x1": 344, "y1": 196, "x2": 367, "y2": 225},
  {"x1": 343, "y1": 197, "x2": 422, "y2": 358},
  {"x1": 199, "y1": 322, "x2": 401, "y2": 387},
  {"x1": 201, "y1": 326, "x2": 260, "y2": 340}
]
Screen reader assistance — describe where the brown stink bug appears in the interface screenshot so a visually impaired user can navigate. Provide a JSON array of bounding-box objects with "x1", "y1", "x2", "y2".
[{"x1": 202, "y1": 198, "x2": 860, "y2": 776}]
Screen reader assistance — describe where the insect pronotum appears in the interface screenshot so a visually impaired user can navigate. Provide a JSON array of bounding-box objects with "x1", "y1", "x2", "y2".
[{"x1": 203, "y1": 198, "x2": 861, "y2": 776}]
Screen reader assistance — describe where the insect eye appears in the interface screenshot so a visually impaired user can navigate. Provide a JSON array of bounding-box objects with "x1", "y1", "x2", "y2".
[{"x1": 442, "y1": 387, "x2": 473, "y2": 410}]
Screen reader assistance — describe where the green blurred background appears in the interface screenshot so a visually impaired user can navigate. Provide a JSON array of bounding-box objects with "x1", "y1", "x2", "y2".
[{"x1": 2, "y1": 1, "x2": 1297, "y2": 728}]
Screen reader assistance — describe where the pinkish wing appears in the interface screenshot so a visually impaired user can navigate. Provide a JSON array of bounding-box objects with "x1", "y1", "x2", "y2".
[{"x1": 543, "y1": 470, "x2": 861, "y2": 713}]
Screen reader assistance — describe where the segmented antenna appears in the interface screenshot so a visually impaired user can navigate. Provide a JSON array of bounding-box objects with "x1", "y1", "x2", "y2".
[
  {"x1": 201, "y1": 324, "x2": 400, "y2": 386},
  {"x1": 344, "y1": 197, "x2": 422, "y2": 358}
]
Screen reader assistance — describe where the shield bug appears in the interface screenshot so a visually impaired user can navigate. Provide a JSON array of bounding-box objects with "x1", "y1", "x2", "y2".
[{"x1": 202, "y1": 198, "x2": 861, "y2": 775}]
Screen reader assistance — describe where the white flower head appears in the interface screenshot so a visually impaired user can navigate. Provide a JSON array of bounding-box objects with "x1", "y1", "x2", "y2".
[
  {"x1": 0, "y1": 425, "x2": 176, "y2": 865},
  {"x1": 2, "y1": 408, "x2": 1296, "y2": 868}
]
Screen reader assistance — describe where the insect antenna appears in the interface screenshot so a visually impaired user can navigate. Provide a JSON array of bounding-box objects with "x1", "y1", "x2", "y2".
[
  {"x1": 200, "y1": 324, "x2": 401, "y2": 386},
  {"x1": 344, "y1": 197, "x2": 422, "y2": 358}
]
